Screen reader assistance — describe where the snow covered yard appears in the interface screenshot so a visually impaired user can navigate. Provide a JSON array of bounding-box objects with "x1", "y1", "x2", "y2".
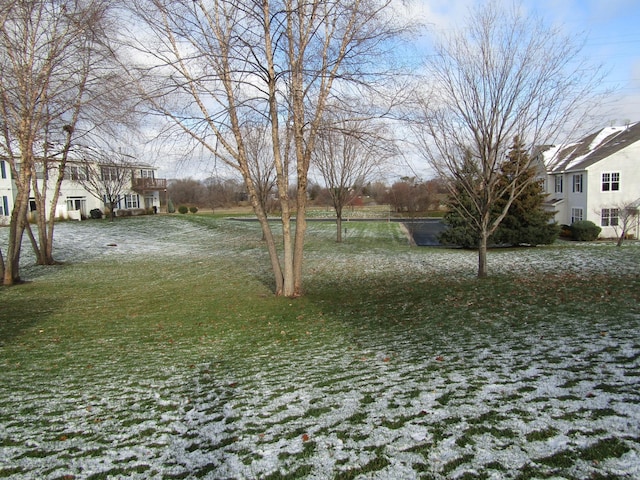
[{"x1": 1, "y1": 216, "x2": 640, "y2": 479}]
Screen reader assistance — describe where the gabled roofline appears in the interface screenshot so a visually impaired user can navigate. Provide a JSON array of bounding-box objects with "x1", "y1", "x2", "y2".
[
  {"x1": 1, "y1": 143, "x2": 157, "y2": 171},
  {"x1": 542, "y1": 121, "x2": 640, "y2": 174}
]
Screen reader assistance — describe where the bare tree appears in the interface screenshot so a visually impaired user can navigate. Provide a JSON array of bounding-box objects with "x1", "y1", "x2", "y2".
[
  {"x1": 0, "y1": 0, "x2": 129, "y2": 284},
  {"x1": 412, "y1": 1, "x2": 604, "y2": 278},
  {"x1": 616, "y1": 204, "x2": 640, "y2": 247},
  {"x1": 598, "y1": 201, "x2": 640, "y2": 247},
  {"x1": 168, "y1": 178, "x2": 207, "y2": 207},
  {"x1": 242, "y1": 121, "x2": 277, "y2": 216},
  {"x1": 127, "y1": 0, "x2": 412, "y2": 296},
  {"x1": 313, "y1": 115, "x2": 394, "y2": 242},
  {"x1": 203, "y1": 176, "x2": 245, "y2": 211},
  {"x1": 77, "y1": 149, "x2": 136, "y2": 222}
]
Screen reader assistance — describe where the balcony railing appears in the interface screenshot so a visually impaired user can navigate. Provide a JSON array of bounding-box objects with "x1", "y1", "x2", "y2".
[{"x1": 132, "y1": 177, "x2": 167, "y2": 192}]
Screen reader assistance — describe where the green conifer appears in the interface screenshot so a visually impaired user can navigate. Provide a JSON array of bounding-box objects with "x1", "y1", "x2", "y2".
[{"x1": 439, "y1": 137, "x2": 559, "y2": 247}]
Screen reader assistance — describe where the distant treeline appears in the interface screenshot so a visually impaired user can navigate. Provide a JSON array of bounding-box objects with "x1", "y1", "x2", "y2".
[{"x1": 168, "y1": 176, "x2": 447, "y2": 213}]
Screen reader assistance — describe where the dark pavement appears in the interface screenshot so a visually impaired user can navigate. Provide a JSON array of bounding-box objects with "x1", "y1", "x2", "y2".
[{"x1": 402, "y1": 219, "x2": 447, "y2": 246}]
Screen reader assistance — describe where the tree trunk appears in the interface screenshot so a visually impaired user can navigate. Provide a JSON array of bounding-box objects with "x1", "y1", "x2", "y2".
[
  {"x1": 292, "y1": 214, "x2": 306, "y2": 296},
  {"x1": 29, "y1": 170, "x2": 47, "y2": 264},
  {"x1": 44, "y1": 151, "x2": 72, "y2": 264},
  {"x1": 281, "y1": 200, "x2": 296, "y2": 297},
  {"x1": 616, "y1": 228, "x2": 626, "y2": 247},
  {"x1": 4, "y1": 190, "x2": 30, "y2": 285},
  {"x1": 477, "y1": 230, "x2": 489, "y2": 278},
  {"x1": 251, "y1": 198, "x2": 285, "y2": 296},
  {"x1": 25, "y1": 222, "x2": 41, "y2": 263},
  {"x1": 292, "y1": 182, "x2": 309, "y2": 297},
  {"x1": 336, "y1": 214, "x2": 343, "y2": 243},
  {"x1": 44, "y1": 216, "x2": 56, "y2": 263},
  {"x1": 283, "y1": 235, "x2": 296, "y2": 296},
  {"x1": 34, "y1": 206, "x2": 49, "y2": 265}
]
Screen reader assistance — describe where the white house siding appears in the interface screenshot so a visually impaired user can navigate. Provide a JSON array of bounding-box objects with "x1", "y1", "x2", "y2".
[
  {"x1": 585, "y1": 144, "x2": 640, "y2": 238},
  {"x1": 0, "y1": 160, "x2": 13, "y2": 224},
  {"x1": 0, "y1": 156, "x2": 162, "y2": 222},
  {"x1": 543, "y1": 125, "x2": 640, "y2": 239},
  {"x1": 543, "y1": 171, "x2": 588, "y2": 228},
  {"x1": 566, "y1": 171, "x2": 588, "y2": 226},
  {"x1": 56, "y1": 181, "x2": 97, "y2": 219}
]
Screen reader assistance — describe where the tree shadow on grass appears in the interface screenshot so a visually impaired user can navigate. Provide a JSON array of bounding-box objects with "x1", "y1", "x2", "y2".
[{"x1": 0, "y1": 293, "x2": 63, "y2": 346}]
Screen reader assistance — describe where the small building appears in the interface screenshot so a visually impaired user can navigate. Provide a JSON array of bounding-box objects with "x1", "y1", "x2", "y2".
[
  {"x1": 0, "y1": 145, "x2": 166, "y2": 222},
  {"x1": 540, "y1": 122, "x2": 640, "y2": 238}
]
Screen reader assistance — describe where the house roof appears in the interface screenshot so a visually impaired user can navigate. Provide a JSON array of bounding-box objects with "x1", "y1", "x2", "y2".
[
  {"x1": 2, "y1": 143, "x2": 156, "y2": 170},
  {"x1": 543, "y1": 121, "x2": 640, "y2": 173}
]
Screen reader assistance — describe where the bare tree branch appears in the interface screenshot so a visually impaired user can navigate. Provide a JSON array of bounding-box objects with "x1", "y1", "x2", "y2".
[
  {"x1": 0, "y1": 0, "x2": 131, "y2": 284},
  {"x1": 411, "y1": 1, "x2": 606, "y2": 278},
  {"x1": 126, "y1": 0, "x2": 414, "y2": 296}
]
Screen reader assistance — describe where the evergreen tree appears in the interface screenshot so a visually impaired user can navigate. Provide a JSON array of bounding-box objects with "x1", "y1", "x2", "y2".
[
  {"x1": 438, "y1": 151, "x2": 484, "y2": 248},
  {"x1": 439, "y1": 137, "x2": 559, "y2": 247},
  {"x1": 492, "y1": 137, "x2": 559, "y2": 246}
]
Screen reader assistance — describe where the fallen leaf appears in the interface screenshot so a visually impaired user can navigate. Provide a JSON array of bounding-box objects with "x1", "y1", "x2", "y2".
[{"x1": 302, "y1": 433, "x2": 310, "y2": 442}]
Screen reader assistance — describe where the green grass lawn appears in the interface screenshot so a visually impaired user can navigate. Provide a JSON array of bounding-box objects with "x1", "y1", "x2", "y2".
[{"x1": 1, "y1": 215, "x2": 639, "y2": 479}]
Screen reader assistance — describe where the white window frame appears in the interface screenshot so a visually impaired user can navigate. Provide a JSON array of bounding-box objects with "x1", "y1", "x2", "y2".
[
  {"x1": 65, "y1": 165, "x2": 87, "y2": 181},
  {"x1": 35, "y1": 164, "x2": 45, "y2": 180},
  {"x1": 66, "y1": 196, "x2": 86, "y2": 210},
  {"x1": 0, "y1": 195, "x2": 8, "y2": 216},
  {"x1": 571, "y1": 207, "x2": 583, "y2": 224},
  {"x1": 101, "y1": 166, "x2": 117, "y2": 182},
  {"x1": 144, "y1": 195, "x2": 155, "y2": 209},
  {"x1": 601, "y1": 208, "x2": 619, "y2": 227},
  {"x1": 572, "y1": 174, "x2": 583, "y2": 193},
  {"x1": 554, "y1": 175, "x2": 563, "y2": 193},
  {"x1": 602, "y1": 172, "x2": 620, "y2": 191},
  {"x1": 125, "y1": 194, "x2": 139, "y2": 209}
]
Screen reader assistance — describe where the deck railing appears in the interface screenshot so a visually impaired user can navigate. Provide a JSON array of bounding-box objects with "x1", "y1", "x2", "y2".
[{"x1": 132, "y1": 177, "x2": 167, "y2": 191}]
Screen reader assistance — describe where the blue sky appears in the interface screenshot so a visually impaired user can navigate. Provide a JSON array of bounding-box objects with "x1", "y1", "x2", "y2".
[
  {"x1": 413, "y1": 0, "x2": 640, "y2": 126},
  {"x1": 529, "y1": 0, "x2": 640, "y2": 123}
]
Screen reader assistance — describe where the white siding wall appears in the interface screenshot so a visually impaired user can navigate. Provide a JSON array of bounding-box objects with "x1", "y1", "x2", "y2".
[
  {"x1": 0, "y1": 160, "x2": 13, "y2": 224},
  {"x1": 0, "y1": 162, "x2": 161, "y2": 221},
  {"x1": 567, "y1": 171, "x2": 588, "y2": 225},
  {"x1": 544, "y1": 140, "x2": 640, "y2": 239},
  {"x1": 585, "y1": 144, "x2": 640, "y2": 238}
]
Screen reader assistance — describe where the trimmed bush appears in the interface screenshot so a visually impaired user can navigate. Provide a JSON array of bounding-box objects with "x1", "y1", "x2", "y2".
[
  {"x1": 559, "y1": 224, "x2": 572, "y2": 238},
  {"x1": 167, "y1": 199, "x2": 176, "y2": 213},
  {"x1": 178, "y1": 205, "x2": 189, "y2": 214},
  {"x1": 570, "y1": 220, "x2": 601, "y2": 241},
  {"x1": 189, "y1": 206, "x2": 198, "y2": 214},
  {"x1": 89, "y1": 208, "x2": 103, "y2": 219}
]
